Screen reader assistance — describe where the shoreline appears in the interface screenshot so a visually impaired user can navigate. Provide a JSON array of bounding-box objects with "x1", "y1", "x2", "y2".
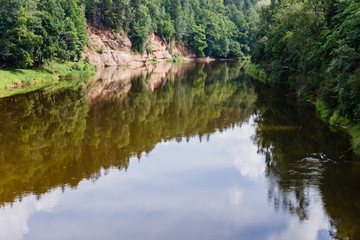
[
  {"x1": 0, "y1": 59, "x2": 96, "y2": 98},
  {"x1": 244, "y1": 62, "x2": 360, "y2": 155},
  {"x1": 0, "y1": 57, "x2": 243, "y2": 98}
]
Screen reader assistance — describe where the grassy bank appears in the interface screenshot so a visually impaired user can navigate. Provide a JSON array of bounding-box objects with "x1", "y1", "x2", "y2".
[
  {"x1": 245, "y1": 62, "x2": 360, "y2": 154},
  {"x1": 0, "y1": 59, "x2": 95, "y2": 98}
]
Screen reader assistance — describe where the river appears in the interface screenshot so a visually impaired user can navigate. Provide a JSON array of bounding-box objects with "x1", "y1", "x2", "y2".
[{"x1": 0, "y1": 62, "x2": 359, "y2": 240}]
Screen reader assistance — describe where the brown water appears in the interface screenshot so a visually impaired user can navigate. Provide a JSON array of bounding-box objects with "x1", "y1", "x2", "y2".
[{"x1": 0, "y1": 62, "x2": 359, "y2": 240}]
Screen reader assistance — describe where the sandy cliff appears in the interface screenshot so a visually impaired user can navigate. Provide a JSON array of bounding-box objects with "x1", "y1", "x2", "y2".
[{"x1": 83, "y1": 27, "x2": 194, "y2": 68}]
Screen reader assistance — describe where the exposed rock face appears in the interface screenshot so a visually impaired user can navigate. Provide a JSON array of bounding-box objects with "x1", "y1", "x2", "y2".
[{"x1": 83, "y1": 27, "x2": 194, "y2": 68}]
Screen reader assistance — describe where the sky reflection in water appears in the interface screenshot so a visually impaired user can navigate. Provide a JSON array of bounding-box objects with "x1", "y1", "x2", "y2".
[
  {"x1": 1, "y1": 120, "x2": 332, "y2": 240},
  {"x1": 0, "y1": 62, "x2": 357, "y2": 240}
]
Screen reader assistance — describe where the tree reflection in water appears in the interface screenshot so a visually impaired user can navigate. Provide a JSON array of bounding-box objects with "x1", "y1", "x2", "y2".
[
  {"x1": 0, "y1": 63, "x2": 359, "y2": 239},
  {"x1": 253, "y1": 83, "x2": 360, "y2": 239},
  {"x1": 0, "y1": 62, "x2": 255, "y2": 207}
]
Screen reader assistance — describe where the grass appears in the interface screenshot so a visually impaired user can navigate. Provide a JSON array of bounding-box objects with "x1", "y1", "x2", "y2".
[{"x1": 0, "y1": 59, "x2": 95, "y2": 98}]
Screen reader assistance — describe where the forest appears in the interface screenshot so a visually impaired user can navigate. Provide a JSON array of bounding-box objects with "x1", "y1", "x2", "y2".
[
  {"x1": 251, "y1": 0, "x2": 360, "y2": 150},
  {"x1": 0, "y1": 0, "x2": 260, "y2": 68}
]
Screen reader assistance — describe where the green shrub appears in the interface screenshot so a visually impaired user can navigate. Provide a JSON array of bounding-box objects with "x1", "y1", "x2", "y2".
[
  {"x1": 97, "y1": 46, "x2": 105, "y2": 54},
  {"x1": 316, "y1": 99, "x2": 332, "y2": 119},
  {"x1": 72, "y1": 63, "x2": 81, "y2": 71},
  {"x1": 329, "y1": 110, "x2": 350, "y2": 126},
  {"x1": 148, "y1": 59, "x2": 158, "y2": 64},
  {"x1": 244, "y1": 63, "x2": 271, "y2": 84},
  {"x1": 84, "y1": 56, "x2": 90, "y2": 65},
  {"x1": 349, "y1": 125, "x2": 360, "y2": 153}
]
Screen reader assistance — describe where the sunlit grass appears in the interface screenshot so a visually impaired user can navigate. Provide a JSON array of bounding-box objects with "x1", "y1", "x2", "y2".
[{"x1": 0, "y1": 59, "x2": 95, "y2": 98}]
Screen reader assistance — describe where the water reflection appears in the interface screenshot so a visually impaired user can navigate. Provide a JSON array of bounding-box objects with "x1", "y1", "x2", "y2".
[
  {"x1": 0, "y1": 188, "x2": 61, "y2": 240},
  {"x1": 253, "y1": 84, "x2": 360, "y2": 239},
  {"x1": 0, "y1": 62, "x2": 359, "y2": 239},
  {"x1": 0, "y1": 62, "x2": 255, "y2": 207},
  {"x1": 0, "y1": 86, "x2": 89, "y2": 205}
]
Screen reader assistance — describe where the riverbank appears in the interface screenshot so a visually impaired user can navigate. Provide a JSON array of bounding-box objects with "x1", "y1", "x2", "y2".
[
  {"x1": 245, "y1": 62, "x2": 360, "y2": 154},
  {"x1": 0, "y1": 59, "x2": 95, "y2": 98}
]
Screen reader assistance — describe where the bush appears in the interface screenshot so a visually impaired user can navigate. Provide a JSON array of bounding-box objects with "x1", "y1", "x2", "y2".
[
  {"x1": 97, "y1": 46, "x2": 105, "y2": 54},
  {"x1": 244, "y1": 63, "x2": 270, "y2": 84},
  {"x1": 349, "y1": 125, "x2": 360, "y2": 153},
  {"x1": 329, "y1": 110, "x2": 350, "y2": 126},
  {"x1": 316, "y1": 99, "x2": 332, "y2": 119},
  {"x1": 84, "y1": 56, "x2": 90, "y2": 65},
  {"x1": 72, "y1": 63, "x2": 81, "y2": 71}
]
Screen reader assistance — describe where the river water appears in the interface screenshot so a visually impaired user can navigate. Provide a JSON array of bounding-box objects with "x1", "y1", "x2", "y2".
[{"x1": 0, "y1": 62, "x2": 359, "y2": 240}]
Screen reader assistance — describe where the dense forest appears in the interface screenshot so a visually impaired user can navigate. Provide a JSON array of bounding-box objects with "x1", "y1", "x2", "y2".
[
  {"x1": 0, "y1": 0, "x2": 260, "y2": 68},
  {"x1": 0, "y1": 0, "x2": 88, "y2": 68},
  {"x1": 81, "y1": 0, "x2": 260, "y2": 57},
  {"x1": 251, "y1": 0, "x2": 360, "y2": 149}
]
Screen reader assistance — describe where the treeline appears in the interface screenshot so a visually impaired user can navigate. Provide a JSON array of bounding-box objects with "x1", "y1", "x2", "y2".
[
  {"x1": 81, "y1": 0, "x2": 260, "y2": 57},
  {"x1": 0, "y1": 0, "x2": 262, "y2": 69},
  {"x1": 0, "y1": 0, "x2": 87, "y2": 68},
  {"x1": 252, "y1": 0, "x2": 360, "y2": 145}
]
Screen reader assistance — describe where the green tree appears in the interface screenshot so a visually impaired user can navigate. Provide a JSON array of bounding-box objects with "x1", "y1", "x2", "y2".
[
  {"x1": 190, "y1": 25, "x2": 207, "y2": 57},
  {"x1": 6, "y1": 7, "x2": 43, "y2": 68}
]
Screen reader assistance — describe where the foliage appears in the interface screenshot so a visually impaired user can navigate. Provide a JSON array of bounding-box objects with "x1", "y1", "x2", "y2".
[
  {"x1": 253, "y1": 82, "x2": 360, "y2": 239},
  {"x1": 189, "y1": 25, "x2": 207, "y2": 57},
  {"x1": 252, "y1": 0, "x2": 360, "y2": 149},
  {"x1": 244, "y1": 62, "x2": 272, "y2": 84},
  {"x1": 0, "y1": 0, "x2": 87, "y2": 68},
  {"x1": 316, "y1": 99, "x2": 332, "y2": 120},
  {"x1": 349, "y1": 125, "x2": 360, "y2": 153},
  {"x1": 0, "y1": 0, "x2": 263, "y2": 64},
  {"x1": 81, "y1": 0, "x2": 262, "y2": 58}
]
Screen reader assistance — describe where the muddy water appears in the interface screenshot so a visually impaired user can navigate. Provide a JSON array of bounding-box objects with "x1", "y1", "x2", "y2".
[{"x1": 0, "y1": 62, "x2": 359, "y2": 240}]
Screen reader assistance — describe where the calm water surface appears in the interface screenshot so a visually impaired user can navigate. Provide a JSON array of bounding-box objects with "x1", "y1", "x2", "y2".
[{"x1": 0, "y1": 63, "x2": 359, "y2": 240}]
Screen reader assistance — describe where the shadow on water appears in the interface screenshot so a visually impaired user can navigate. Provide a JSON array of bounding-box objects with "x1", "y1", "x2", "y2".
[{"x1": 0, "y1": 62, "x2": 359, "y2": 239}]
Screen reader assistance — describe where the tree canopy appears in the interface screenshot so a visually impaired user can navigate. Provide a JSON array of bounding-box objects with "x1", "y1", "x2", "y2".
[
  {"x1": 0, "y1": 0, "x2": 261, "y2": 68},
  {"x1": 81, "y1": 0, "x2": 261, "y2": 56},
  {"x1": 0, "y1": 0, "x2": 87, "y2": 68}
]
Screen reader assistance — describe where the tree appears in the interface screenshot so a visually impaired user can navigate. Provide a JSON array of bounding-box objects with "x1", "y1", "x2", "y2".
[
  {"x1": 189, "y1": 25, "x2": 207, "y2": 57},
  {"x1": 6, "y1": 7, "x2": 43, "y2": 68}
]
